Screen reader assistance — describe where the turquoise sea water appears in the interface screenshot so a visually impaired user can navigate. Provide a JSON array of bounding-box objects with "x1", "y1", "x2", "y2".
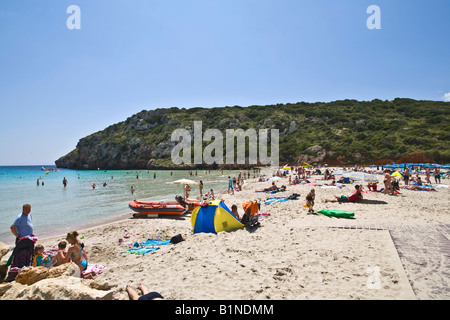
[{"x1": 0, "y1": 165, "x2": 242, "y2": 244}]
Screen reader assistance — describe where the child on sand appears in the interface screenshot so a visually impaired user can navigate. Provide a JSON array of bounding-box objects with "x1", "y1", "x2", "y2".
[
  {"x1": 52, "y1": 241, "x2": 68, "y2": 266},
  {"x1": 231, "y1": 204, "x2": 241, "y2": 220},
  {"x1": 305, "y1": 189, "x2": 315, "y2": 213},
  {"x1": 32, "y1": 244, "x2": 45, "y2": 267}
]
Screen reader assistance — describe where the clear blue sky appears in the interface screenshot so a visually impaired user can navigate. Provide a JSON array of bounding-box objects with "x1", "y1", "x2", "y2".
[{"x1": 0, "y1": 0, "x2": 449, "y2": 165}]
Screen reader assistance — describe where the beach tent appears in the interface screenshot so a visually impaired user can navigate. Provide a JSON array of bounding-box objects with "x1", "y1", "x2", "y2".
[{"x1": 191, "y1": 200, "x2": 244, "y2": 234}]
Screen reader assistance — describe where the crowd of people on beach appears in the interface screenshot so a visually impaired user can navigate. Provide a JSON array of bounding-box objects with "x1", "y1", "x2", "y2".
[
  {"x1": 249, "y1": 164, "x2": 447, "y2": 215},
  {"x1": 4, "y1": 163, "x2": 447, "y2": 299}
]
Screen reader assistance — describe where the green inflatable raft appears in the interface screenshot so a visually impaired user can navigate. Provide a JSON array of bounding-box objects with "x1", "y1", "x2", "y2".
[{"x1": 317, "y1": 209, "x2": 355, "y2": 219}]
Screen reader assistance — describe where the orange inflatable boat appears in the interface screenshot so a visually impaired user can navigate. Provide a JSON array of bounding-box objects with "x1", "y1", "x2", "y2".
[{"x1": 129, "y1": 198, "x2": 201, "y2": 216}]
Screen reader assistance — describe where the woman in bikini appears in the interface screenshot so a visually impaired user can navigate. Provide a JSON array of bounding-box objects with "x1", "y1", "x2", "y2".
[
  {"x1": 425, "y1": 168, "x2": 431, "y2": 184},
  {"x1": 64, "y1": 231, "x2": 88, "y2": 275},
  {"x1": 383, "y1": 170, "x2": 393, "y2": 195}
]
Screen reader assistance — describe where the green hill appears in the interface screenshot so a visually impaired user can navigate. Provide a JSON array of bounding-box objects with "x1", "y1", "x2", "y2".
[{"x1": 55, "y1": 98, "x2": 450, "y2": 169}]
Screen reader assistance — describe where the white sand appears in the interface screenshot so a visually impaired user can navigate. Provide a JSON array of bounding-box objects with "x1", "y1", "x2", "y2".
[{"x1": 34, "y1": 168, "x2": 449, "y2": 300}]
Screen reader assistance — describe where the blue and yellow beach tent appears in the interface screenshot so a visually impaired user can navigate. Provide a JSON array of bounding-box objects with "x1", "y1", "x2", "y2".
[{"x1": 191, "y1": 200, "x2": 244, "y2": 234}]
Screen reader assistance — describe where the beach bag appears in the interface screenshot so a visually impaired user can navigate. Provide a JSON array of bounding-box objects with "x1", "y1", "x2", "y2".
[
  {"x1": 288, "y1": 193, "x2": 300, "y2": 200},
  {"x1": 170, "y1": 234, "x2": 184, "y2": 244},
  {"x1": 6, "y1": 267, "x2": 20, "y2": 282}
]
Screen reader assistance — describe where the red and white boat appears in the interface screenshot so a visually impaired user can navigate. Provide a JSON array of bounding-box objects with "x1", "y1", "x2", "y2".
[{"x1": 129, "y1": 198, "x2": 201, "y2": 216}]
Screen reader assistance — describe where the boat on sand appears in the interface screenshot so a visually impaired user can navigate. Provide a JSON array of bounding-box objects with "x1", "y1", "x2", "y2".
[{"x1": 129, "y1": 197, "x2": 201, "y2": 217}]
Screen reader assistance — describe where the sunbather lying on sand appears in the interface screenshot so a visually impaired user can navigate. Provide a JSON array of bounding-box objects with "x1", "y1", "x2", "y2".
[
  {"x1": 402, "y1": 185, "x2": 436, "y2": 191},
  {"x1": 323, "y1": 185, "x2": 363, "y2": 203},
  {"x1": 256, "y1": 183, "x2": 286, "y2": 193},
  {"x1": 126, "y1": 283, "x2": 164, "y2": 300}
]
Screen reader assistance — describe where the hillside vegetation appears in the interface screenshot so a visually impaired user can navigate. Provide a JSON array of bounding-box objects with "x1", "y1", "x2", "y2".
[{"x1": 55, "y1": 98, "x2": 450, "y2": 169}]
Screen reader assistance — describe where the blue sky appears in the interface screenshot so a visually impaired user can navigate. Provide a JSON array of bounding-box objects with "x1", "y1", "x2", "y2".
[{"x1": 0, "y1": 0, "x2": 449, "y2": 165}]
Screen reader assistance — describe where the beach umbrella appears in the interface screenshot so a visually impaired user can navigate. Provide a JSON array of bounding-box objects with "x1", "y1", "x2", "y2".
[
  {"x1": 343, "y1": 172, "x2": 379, "y2": 182},
  {"x1": 169, "y1": 178, "x2": 200, "y2": 199},
  {"x1": 169, "y1": 178, "x2": 200, "y2": 185},
  {"x1": 391, "y1": 172, "x2": 403, "y2": 179}
]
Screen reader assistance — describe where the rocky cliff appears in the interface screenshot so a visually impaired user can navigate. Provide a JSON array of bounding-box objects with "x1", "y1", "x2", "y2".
[{"x1": 55, "y1": 99, "x2": 450, "y2": 169}]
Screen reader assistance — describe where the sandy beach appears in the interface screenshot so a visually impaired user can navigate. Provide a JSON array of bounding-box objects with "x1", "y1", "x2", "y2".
[{"x1": 1, "y1": 167, "x2": 449, "y2": 300}]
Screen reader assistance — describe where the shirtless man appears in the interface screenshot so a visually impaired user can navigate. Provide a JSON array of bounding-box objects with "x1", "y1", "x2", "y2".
[
  {"x1": 433, "y1": 167, "x2": 441, "y2": 184},
  {"x1": 403, "y1": 168, "x2": 410, "y2": 185}
]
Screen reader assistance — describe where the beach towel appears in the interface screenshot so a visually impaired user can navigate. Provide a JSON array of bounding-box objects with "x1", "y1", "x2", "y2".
[
  {"x1": 320, "y1": 185, "x2": 342, "y2": 189},
  {"x1": 256, "y1": 213, "x2": 270, "y2": 221},
  {"x1": 43, "y1": 248, "x2": 58, "y2": 257},
  {"x1": 264, "y1": 197, "x2": 288, "y2": 205},
  {"x1": 140, "y1": 239, "x2": 171, "y2": 247},
  {"x1": 264, "y1": 194, "x2": 299, "y2": 205},
  {"x1": 83, "y1": 264, "x2": 106, "y2": 275},
  {"x1": 122, "y1": 239, "x2": 171, "y2": 256},
  {"x1": 123, "y1": 247, "x2": 160, "y2": 255}
]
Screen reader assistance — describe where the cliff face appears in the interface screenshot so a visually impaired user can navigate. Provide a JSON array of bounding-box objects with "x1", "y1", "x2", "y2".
[
  {"x1": 56, "y1": 109, "x2": 181, "y2": 169},
  {"x1": 55, "y1": 99, "x2": 450, "y2": 169}
]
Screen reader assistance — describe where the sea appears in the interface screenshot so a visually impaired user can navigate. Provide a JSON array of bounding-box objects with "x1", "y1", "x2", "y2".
[{"x1": 0, "y1": 165, "x2": 244, "y2": 244}]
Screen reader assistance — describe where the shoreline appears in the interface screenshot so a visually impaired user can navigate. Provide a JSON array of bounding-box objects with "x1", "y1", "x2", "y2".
[
  {"x1": 0, "y1": 167, "x2": 242, "y2": 245},
  {"x1": 37, "y1": 213, "x2": 135, "y2": 246},
  {"x1": 2, "y1": 167, "x2": 449, "y2": 300},
  {"x1": 1, "y1": 212, "x2": 134, "y2": 247}
]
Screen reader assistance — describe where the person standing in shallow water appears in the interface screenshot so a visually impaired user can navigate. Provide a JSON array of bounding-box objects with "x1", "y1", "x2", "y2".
[
  {"x1": 185, "y1": 184, "x2": 191, "y2": 199},
  {"x1": 199, "y1": 180, "x2": 203, "y2": 198},
  {"x1": 62, "y1": 177, "x2": 68, "y2": 188}
]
